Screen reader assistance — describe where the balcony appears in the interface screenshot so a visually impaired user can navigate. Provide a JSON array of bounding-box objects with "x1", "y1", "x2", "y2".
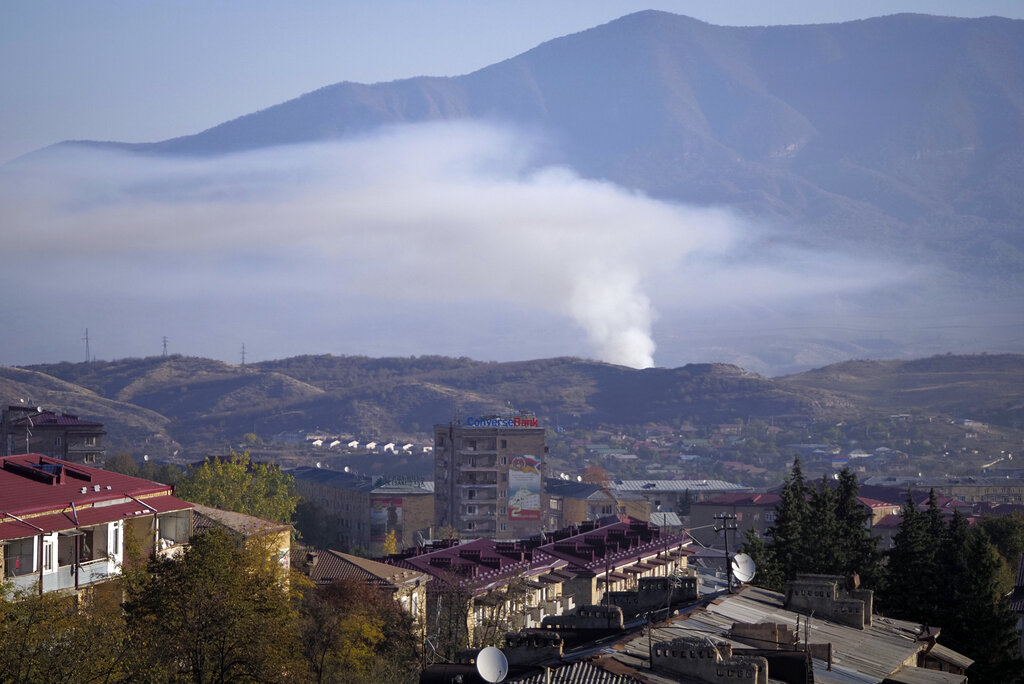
[{"x1": 7, "y1": 558, "x2": 117, "y2": 594}]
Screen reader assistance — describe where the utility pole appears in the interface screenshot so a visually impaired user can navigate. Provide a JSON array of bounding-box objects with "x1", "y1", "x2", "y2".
[{"x1": 714, "y1": 512, "x2": 739, "y2": 592}]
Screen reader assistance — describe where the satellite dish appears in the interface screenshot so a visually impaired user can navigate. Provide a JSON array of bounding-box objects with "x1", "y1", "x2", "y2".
[
  {"x1": 731, "y1": 553, "x2": 756, "y2": 584},
  {"x1": 476, "y1": 646, "x2": 508, "y2": 683}
]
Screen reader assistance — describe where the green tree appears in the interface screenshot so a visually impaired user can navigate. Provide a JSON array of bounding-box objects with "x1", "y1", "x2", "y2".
[
  {"x1": 938, "y1": 512, "x2": 1024, "y2": 683},
  {"x1": 834, "y1": 468, "x2": 881, "y2": 584},
  {"x1": 806, "y1": 476, "x2": 838, "y2": 574},
  {"x1": 123, "y1": 527, "x2": 304, "y2": 683},
  {"x1": 879, "y1": 491, "x2": 936, "y2": 622},
  {"x1": 766, "y1": 457, "x2": 810, "y2": 582},
  {"x1": 739, "y1": 528, "x2": 783, "y2": 591},
  {"x1": 177, "y1": 450, "x2": 299, "y2": 524}
]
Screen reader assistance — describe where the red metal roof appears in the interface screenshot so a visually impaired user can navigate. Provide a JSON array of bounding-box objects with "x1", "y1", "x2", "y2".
[
  {"x1": 0, "y1": 454, "x2": 191, "y2": 540},
  {"x1": 9, "y1": 410, "x2": 103, "y2": 428}
]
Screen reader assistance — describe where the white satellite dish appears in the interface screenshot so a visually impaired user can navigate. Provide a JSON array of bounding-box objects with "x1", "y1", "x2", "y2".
[
  {"x1": 476, "y1": 646, "x2": 508, "y2": 683},
  {"x1": 731, "y1": 553, "x2": 756, "y2": 584}
]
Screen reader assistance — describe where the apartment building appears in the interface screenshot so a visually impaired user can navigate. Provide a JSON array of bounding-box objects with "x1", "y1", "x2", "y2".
[{"x1": 434, "y1": 414, "x2": 547, "y2": 540}]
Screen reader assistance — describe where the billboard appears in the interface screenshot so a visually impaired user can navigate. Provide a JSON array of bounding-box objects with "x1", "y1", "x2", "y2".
[
  {"x1": 508, "y1": 455, "x2": 542, "y2": 521},
  {"x1": 370, "y1": 497, "x2": 403, "y2": 542}
]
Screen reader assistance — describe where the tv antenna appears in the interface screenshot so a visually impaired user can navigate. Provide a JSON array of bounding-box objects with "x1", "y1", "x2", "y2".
[{"x1": 476, "y1": 646, "x2": 508, "y2": 683}]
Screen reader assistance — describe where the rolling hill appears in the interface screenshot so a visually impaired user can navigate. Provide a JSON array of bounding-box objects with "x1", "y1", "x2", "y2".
[{"x1": 3, "y1": 353, "x2": 1021, "y2": 459}]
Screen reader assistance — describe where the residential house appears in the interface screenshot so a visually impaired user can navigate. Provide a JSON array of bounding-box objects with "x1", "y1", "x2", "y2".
[
  {"x1": 0, "y1": 453, "x2": 192, "y2": 596},
  {"x1": 610, "y1": 479, "x2": 752, "y2": 514},
  {"x1": 191, "y1": 504, "x2": 292, "y2": 573},
  {"x1": 303, "y1": 548, "x2": 432, "y2": 636},
  {"x1": 544, "y1": 478, "x2": 650, "y2": 530}
]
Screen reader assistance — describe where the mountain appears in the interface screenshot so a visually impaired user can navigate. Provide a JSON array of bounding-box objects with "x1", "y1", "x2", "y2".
[
  {"x1": 11, "y1": 11, "x2": 1024, "y2": 374},
  {"x1": 56, "y1": 12, "x2": 1024, "y2": 270},
  {"x1": 7, "y1": 353, "x2": 1022, "y2": 458}
]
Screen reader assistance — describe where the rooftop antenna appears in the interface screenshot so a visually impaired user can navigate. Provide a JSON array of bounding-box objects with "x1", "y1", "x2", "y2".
[
  {"x1": 162, "y1": 336, "x2": 168, "y2": 356},
  {"x1": 83, "y1": 328, "x2": 90, "y2": 363}
]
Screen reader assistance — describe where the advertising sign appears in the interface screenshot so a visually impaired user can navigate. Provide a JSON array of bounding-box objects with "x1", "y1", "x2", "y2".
[
  {"x1": 370, "y1": 497, "x2": 403, "y2": 542},
  {"x1": 508, "y1": 455, "x2": 541, "y2": 521},
  {"x1": 465, "y1": 415, "x2": 540, "y2": 428}
]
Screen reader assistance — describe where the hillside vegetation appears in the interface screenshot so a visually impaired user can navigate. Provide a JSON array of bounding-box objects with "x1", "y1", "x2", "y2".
[{"x1": 3, "y1": 353, "x2": 1021, "y2": 460}]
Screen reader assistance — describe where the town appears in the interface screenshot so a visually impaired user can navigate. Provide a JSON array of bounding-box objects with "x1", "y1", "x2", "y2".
[{"x1": 2, "y1": 394, "x2": 1023, "y2": 682}]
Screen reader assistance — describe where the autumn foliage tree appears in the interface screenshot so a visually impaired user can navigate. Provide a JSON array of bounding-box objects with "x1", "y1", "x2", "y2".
[
  {"x1": 300, "y1": 578, "x2": 419, "y2": 684},
  {"x1": 177, "y1": 450, "x2": 299, "y2": 524}
]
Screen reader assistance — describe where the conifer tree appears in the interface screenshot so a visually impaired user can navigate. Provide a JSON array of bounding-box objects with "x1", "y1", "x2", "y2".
[
  {"x1": 880, "y1": 490, "x2": 933, "y2": 621},
  {"x1": 937, "y1": 512, "x2": 1024, "y2": 683},
  {"x1": 766, "y1": 457, "x2": 810, "y2": 582},
  {"x1": 806, "y1": 476, "x2": 838, "y2": 574},
  {"x1": 834, "y1": 468, "x2": 880, "y2": 583},
  {"x1": 739, "y1": 528, "x2": 783, "y2": 591}
]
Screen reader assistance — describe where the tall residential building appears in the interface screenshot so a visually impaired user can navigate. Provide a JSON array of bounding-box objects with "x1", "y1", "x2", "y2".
[{"x1": 434, "y1": 414, "x2": 547, "y2": 539}]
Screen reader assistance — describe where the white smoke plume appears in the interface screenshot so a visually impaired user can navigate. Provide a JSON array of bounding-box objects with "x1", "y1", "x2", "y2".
[{"x1": 0, "y1": 121, "x2": 899, "y2": 369}]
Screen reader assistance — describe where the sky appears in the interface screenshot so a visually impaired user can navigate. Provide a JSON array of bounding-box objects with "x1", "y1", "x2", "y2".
[{"x1": 2, "y1": 1, "x2": 1022, "y2": 372}]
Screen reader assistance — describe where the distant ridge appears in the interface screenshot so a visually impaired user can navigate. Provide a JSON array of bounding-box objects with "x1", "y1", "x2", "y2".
[{"x1": 4, "y1": 353, "x2": 1022, "y2": 455}]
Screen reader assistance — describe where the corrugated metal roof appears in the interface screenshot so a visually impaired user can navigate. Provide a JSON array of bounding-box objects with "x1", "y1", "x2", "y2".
[
  {"x1": 613, "y1": 480, "x2": 753, "y2": 493},
  {"x1": 511, "y1": 660, "x2": 642, "y2": 683},
  {"x1": 608, "y1": 585, "x2": 971, "y2": 684},
  {"x1": 884, "y1": 667, "x2": 968, "y2": 683}
]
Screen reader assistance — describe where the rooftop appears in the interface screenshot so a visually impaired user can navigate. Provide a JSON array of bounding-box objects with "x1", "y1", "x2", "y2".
[
  {"x1": 0, "y1": 453, "x2": 191, "y2": 540},
  {"x1": 612, "y1": 479, "x2": 753, "y2": 493},
  {"x1": 306, "y1": 549, "x2": 430, "y2": 588}
]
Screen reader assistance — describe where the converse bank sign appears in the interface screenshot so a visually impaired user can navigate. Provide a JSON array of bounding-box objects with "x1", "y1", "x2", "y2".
[{"x1": 465, "y1": 415, "x2": 540, "y2": 428}]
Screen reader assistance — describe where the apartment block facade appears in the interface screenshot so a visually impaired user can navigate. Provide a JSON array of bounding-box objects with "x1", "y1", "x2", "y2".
[{"x1": 434, "y1": 415, "x2": 547, "y2": 540}]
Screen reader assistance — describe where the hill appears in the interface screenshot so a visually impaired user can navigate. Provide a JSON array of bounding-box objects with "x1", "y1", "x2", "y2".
[{"x1": 7, "y1": 353, "x2": 1022, "y2": 461}]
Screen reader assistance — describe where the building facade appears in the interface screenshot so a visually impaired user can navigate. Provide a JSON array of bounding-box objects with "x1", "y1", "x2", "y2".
[
  {"x1": 0, "y1": 453, "x2": 192, "y2": 596},
  {"x1": 434, "y1": 414, "x2": 547, "y2": 540},
  {"x1": 291, "y1": 466, "x2": 434, "y2": 556},
  {"x1": 1, "y1": 406, "x2": 106, "y2": 464}
]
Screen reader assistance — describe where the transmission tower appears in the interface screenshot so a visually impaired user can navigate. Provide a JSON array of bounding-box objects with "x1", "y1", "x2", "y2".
[
  {"x1": 240, "y1": 343, "x2": 246, "y2": 366},
  {"x1": 162, "y1": 336, "x2": 168, "y2": 356},
  {"x1": 83, "y1": 328, "x2": 90, "y2": 363}
]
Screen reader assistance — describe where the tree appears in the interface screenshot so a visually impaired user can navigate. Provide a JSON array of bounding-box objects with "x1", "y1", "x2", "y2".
[
  {"x1": 805, "y1": 476, "x2": 838, "y2": 574},
  {"x1": 833, "y1": 468, "x2": 881, "y2": 584},
  {"x1": 739, "y1": 528, "x2": 783, "y2": 591},
  {"x1": 581, "y1": 465, "x2": 610, "y2": 486},
  {"x1": 177, "y1": 450, "x2": 299, "y2": 524},
  {"x1": 0, "y1": 586, "x2": 128, "y2": 683},
  {"x1": 300, "y1": 579, "x2": 419, "y2": 684},
  {"x1": 381, "y1": 529, "x2": 398, "y2": 556},
  {"x1": 766, "y1": 457, "x2": 810, "y2": 582},
  {"x1": 104, "y1": 450, "x2": 139, "y2": 477},
  {"x1": 930, "y1": 511, "x2": 1024, "y2": 683},
  {"x1": 879, "y1": 490, "x2": 936, "y2": 622},
  {"x1": 123, "y1": 527, "x2": 304, "y2": 683}
]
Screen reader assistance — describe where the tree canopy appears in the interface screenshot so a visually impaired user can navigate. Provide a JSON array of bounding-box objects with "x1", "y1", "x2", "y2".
[{"x1": 177, "y1": 450, "x2": 299, "y2": 524}]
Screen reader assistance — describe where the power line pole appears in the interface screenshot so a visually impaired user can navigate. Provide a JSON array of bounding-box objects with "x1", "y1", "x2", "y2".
[{"x1": 714, "y1": 512, "x2": 739, "y2": 593}]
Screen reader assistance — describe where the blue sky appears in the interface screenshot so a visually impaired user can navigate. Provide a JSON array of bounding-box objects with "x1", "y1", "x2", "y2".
[{"x1": 2, "y1": 0, "x2": 1022, "y2": 163}]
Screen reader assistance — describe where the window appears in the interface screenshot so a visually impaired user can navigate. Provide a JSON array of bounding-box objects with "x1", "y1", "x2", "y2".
[
  {"x1": 500, "y1": 439, "x2": 507, "y2": 449},
  {"x1": 500, "y1": 507, "x2": 506, "y2": 515},
  {"x1": 466, "y1": 506, "x2": 477, "y2": 515},
  {"x1": 3, "y1": 537, "x2": 35, "y2": 577},
  {"x1": 467, "y1": 490, "x2": 476, "y2": 500},
  {"x1": 765, "y1": 511, "x2": 776, "y2": 523},
  {"x1": 43, "y1": 541, "x2": 53, "y2": 571},
  {"x1": 412, "y1": 592, "x2": 419, "y2": 617},
  {"x1": 54, "y1": 437, "x2": 62, "y2": 446},
  {"x1": 84, "y1": 436, "x2": 97, "y2": 446},
  {"x1": 500, "y1": 523, "x2": 507, "y2": 531}
]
